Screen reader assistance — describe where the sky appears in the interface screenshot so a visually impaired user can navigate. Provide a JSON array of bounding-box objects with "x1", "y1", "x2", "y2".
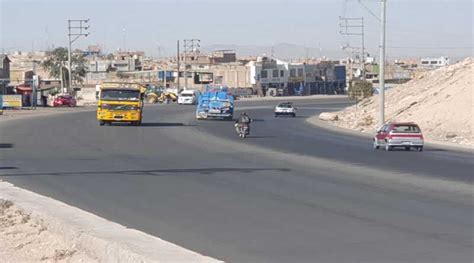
[{"x1": 0, "y1": 0, "x2": 472, "y2": 59}]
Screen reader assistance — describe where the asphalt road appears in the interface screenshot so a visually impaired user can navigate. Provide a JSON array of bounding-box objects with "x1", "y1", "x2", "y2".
[{"x1": 1, "y1": 97, "x2": 473, "y2": 263}]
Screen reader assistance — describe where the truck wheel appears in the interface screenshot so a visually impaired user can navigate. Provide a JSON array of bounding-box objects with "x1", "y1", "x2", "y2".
[{"x1": 99, "y1": 121, "x2": 105, "y2": 126}]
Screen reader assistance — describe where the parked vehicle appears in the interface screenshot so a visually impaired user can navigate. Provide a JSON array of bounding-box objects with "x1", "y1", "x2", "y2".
[
  {"x1": 196, "y1": 85, "x2": 234, "y2": 120},
  {"x1": 53, "y1": 95, "x2": 76, "y2": 107},
  {"x1": 178, "y1": 89, "x2": 199, "y2": 105},
  {"x1": 274, "y1": 102, "x2": 296, "y2": 117},
  {"x1": 373, "y1": 122, "x2": 424, "y2": 151}
]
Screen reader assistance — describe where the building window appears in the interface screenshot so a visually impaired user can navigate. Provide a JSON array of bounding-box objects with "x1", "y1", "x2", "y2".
[
  {"x1": 273, "y1": 69, "x2": 279, "y2": 78},
  {"x1": 430, "y1": 61, "x2": 437, "y2": 64},
  {"x1": 421, "y1": 61, "x2": 429, "y2": 64},
  {"x1": 297, "y1": 68, "x2": 304, "y2": 77},
  {"x1": 261, "y1": 70, "x2": 268, "y2": 79},
  {"x1": 290, "y1": 69, "x2": 296, "y2": 77},
  {"x1": 280, "y1": 70, "x2": 284, "y2": 77}
]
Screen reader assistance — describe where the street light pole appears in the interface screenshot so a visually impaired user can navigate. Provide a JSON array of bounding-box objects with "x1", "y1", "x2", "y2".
[
  {"x1": 67, "y1": 19, "x2": 89, "y2": 94},
  {"x1": 177, "y1": 40, "x2": 180, "y2": 92},
  {"x1": 378, "y1": 0, "x2": 387, "y2": 127}
]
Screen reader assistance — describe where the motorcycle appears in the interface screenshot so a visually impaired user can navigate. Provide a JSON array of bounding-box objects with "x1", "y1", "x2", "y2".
[{"x1": 235, "y1": 123, "x2": 250, "y2": 138}]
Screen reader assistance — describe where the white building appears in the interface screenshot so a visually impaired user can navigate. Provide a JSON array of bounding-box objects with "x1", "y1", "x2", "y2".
[
  {"x1": 420, "y1": 57, "x2": 449, "y2": 68},
  {"x1": 249, "y1": 57, "x2": 289, "y2": 88}
]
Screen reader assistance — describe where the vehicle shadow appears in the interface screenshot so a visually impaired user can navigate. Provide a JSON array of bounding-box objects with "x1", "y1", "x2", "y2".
[
  {"x1": 247, "y1": 135, "x2": 276, "y2": 139},
  {"x1": 109, "y1": 122, "x2": 194, "y2": 127},
  {"x1": 0, "y1": 167, "x2": 18, "y2": 170},
  {"x1": 0, "y1": 167, "x2": 291, "y2": 177},
  {"x1": 140, "y1": 122, "x2": 195, "y2": 127},
  {"x1": 0, "y1": 143, "x2": 14, "y2": 149}
]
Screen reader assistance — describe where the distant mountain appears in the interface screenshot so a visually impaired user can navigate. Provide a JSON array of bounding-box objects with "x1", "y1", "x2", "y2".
[{"x1": 201, "y1": 43, "x2": 347, "y2": 60}]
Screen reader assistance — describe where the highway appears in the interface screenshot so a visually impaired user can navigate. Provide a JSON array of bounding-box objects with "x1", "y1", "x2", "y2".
[{"x1": 1, "y1": 97, "x2": 473, "y2": 263}]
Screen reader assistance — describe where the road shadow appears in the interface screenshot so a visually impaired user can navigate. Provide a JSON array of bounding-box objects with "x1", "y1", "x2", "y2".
[
  {"x1": 0, "y1": 167, "x2": 291, "y2": 177},
  {"x1": 0, "y1": 143, "x2": 14, "y2": 149},
  {"x1": 247, "y1": 135, "x2": 277, "y2": 139},
  {"x1": 140, "y1": 122, "x2": 195, "y2": 127},
  {"x1": 108, "y1": 122, "x2": 194, "y2": 127},
  {"x1": 0, "y1": 167, "x2": 18, "y2": 170}
]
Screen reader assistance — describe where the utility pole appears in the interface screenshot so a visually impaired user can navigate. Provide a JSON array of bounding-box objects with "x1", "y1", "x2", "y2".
[
  {"x1": 183, "y1": 39, "x2": 200, "y2": 90},
  {"x1": 122, "y1": 26, "x2": 126, "y2": 51},
  {"x1": 378, "y1": 0, "x2": 387, "y2": 127},
  {"x1": 339, "y1": 16, "x2": 366, "y2": 81},
  {"x1": 67, "y1": 19, "x2": 89, "y2": 94},
  {"x1": 31, "y1": 61, "x2": 38, "y2": 109},
  {"x1": 177, "y1": 40, "x2": 180, "y2": 92}
]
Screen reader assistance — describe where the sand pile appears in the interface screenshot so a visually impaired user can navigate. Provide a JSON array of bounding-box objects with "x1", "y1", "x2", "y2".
[{"x1": 320, "y1": 57, "x2": 473, "y2": 146}]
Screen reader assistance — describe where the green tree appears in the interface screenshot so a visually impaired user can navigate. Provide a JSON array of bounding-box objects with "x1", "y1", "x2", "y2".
[
  {"x1": 349, "y1": 80, "x2": 373, "y2": 100},
  {"x1": 42, "y1": 47, "x2": 88, "y2": 86}
]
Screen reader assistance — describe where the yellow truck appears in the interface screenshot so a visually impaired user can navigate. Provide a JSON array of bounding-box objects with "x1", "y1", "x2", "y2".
[{"x1": 97, "y1": 82, "x2": 145, "y2": 126}]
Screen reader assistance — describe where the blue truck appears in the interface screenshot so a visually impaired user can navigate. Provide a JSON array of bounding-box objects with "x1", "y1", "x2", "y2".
[{"x1": 196, "y1": 85, "x2": 234, "y2": 120}]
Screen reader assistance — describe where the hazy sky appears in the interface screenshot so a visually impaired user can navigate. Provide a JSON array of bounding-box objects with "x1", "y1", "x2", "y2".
[{"x1": 1, "y1": 0, "x2": 472, "y2": 59}]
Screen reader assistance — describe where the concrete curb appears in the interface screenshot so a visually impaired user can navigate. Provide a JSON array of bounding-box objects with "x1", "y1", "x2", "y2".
[
  {"x1": 0, "y1": 180, "x2": 223, "y2": 263},
  {"x1": 238, "y1": 94, "x2": 348, "y2": 101},
  {"x1": 306, "y1": 115, "x2": 473, "y2": 154}
]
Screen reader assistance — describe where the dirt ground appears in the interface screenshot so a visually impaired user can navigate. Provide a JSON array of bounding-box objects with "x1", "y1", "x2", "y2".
[
  {"x1": 319, "y1": 57, "x2": 473, "y2": 146},
  {"x1": 0, "y1": 199, "x2": 97, "y2": 263}
]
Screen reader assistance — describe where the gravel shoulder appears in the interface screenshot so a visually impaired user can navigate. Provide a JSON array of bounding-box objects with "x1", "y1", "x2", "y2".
[{"x1": 0, "y1": 199, "x2": 97, "y2": 262}]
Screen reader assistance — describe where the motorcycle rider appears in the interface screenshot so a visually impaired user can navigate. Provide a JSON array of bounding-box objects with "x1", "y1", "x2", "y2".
[{"x1": 235, "y1": 112, "x2": 252, "y2": 134}]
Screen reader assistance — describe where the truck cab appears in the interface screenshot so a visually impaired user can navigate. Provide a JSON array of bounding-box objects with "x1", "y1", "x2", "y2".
[{"x1": 97, "y1": 82, "x2": 145, "y2": 126}]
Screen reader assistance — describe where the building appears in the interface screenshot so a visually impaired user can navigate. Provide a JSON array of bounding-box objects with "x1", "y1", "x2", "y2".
[
  {"x1": 249, "y1": 57, "x2": 289, "y2": 95},
  {"x1": 420, "y1": 57, "x2": 449, "y2": 68},
  {"x1": 0, "y1": 55, "x2": 11, "y2": 94},
  {"x1": 210, "y1": 63, "x2": 251, "y2": 88},
  {"x1": 209, "y1": 50, "x2": 237, "y2": 64}
]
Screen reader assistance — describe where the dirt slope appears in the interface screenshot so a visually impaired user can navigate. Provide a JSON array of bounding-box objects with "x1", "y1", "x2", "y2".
[{"x1": 320, "y1": 57, "x2": 473, "y2": 146}]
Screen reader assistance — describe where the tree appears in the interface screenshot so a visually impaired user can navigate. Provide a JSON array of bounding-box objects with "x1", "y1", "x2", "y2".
[
  {"x1": 349, "y1": 80, "x2": 373, "y2": 100},
  {"x1": 42, "y1": 47, "x2": 88, "y2": 87}
]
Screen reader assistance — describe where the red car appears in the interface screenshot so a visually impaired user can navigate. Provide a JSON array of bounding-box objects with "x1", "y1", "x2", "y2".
[
  {"x1": 373, "y1": 122, "x2": 424, "y2": 152},
  {"x1": 53, "y1": 95, "x2": 76, "y2": 107}
]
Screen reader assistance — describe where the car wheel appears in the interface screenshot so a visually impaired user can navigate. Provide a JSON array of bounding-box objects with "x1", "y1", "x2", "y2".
[
  {"x1": 405, "y1": 147, "x2": 410, "y2": 151},
  {"x1": 385, "y1": 143, "x2": 392, "y2": 151},
  {"x1": 373, "y1": 140, "x2": 379, "y2": 149},
  {"x1": 291, "y1": 113, "x2": 296, "y2": 117},
  {"x1": 417, "y1": 146, "x2": 423, "y2": 152}
]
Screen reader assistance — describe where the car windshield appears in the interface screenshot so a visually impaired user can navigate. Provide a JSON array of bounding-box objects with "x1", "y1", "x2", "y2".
[
  {"x1": 278, "y1": 104, "x2": 292, "y2": 108},
  {"x1": 180, "y1": 94, "x2": 193, "y2": 97},
  {"x1": 101, "y1": 89, "x2": 140, "y2": 101},
  {"x1": 392, "y1": 125, "x2": 421, "y2": 133}
]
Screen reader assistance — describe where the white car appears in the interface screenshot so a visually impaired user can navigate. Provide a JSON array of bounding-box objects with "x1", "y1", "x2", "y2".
[
  {"x1": 274, "y1": 102, "x2": 296, "y2": 117},
  {"x1": 178, "y1": 90, "x2": 199, "y2": 105}
]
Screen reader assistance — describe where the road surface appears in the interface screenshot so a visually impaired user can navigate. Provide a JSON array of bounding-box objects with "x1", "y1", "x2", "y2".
[{"x1": 1, "y1": 97, "x2": 472, "y2": 263}]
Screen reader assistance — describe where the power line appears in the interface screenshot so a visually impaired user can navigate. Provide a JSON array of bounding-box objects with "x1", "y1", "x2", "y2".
[
  {"x1": 357, "y1": 0, "x2": 381, "y2": 21},
  {"x1": 386, "y1": 46, "x2": 473, "y2": 50}
]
